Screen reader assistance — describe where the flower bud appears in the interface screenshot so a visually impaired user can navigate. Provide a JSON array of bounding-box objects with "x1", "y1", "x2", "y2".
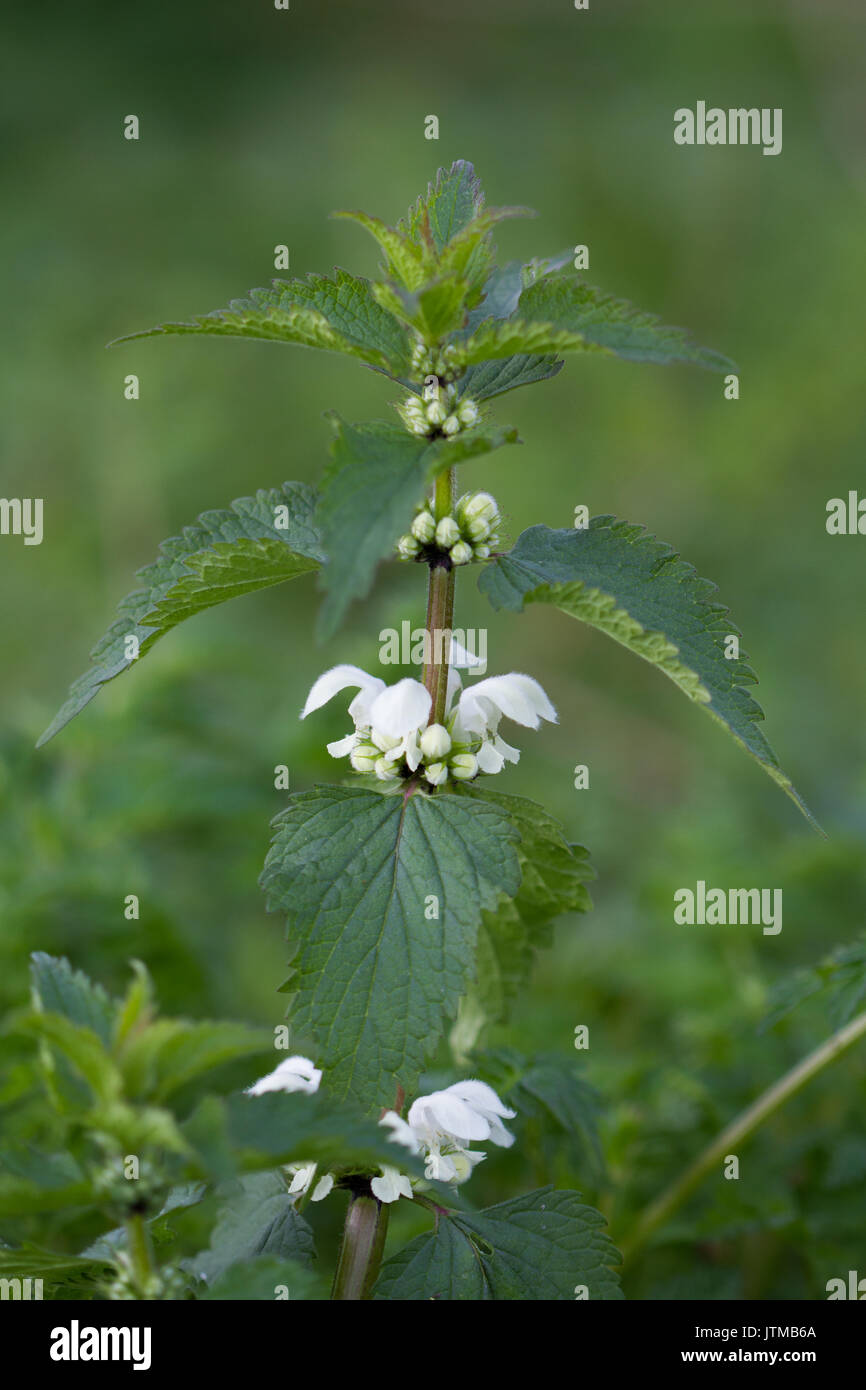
[
  {"x1": 457, "y1": 398, "x2": 479, "y2": 427},
  {"x1": 449, "y1": 1151, "x2": 478, "y2": 1184},
  {"x1": 410, "y1": 510, "x2": 436, "y2": 543},
  {"x1": 350, "y1": 743, "x2": 379, "y2": 773},
  {"x1": 460, "y1": 491, "x2": 499, "y2": 527},
  {"x1": 419, "y1": 723, "x2": 452, "y2": 760},
  {"x1": 441, "y1": 414, "x2": 461, "y2": 436},
  {"x1": 465, "y1": 516, "x2": 491, "y2": 542},
  {"x1": 425, "y1": 399, "x2": 447, "y2": 427},
  {"x1": 374, "y1": 757, "x2": 400, "y2": 781},
  {"x1": 435, "y1": 516, "x2": 461, "y2": 548},
  {"x1": 449, "y1": 753, "x2": 478, "y2": 780},
  {"x1": 396, "y1": 534, "x2": 421, "y2": 559},
  {"x1": 423, "y1": 762, "x2": 449, "y2": 787},
  {"x1": 472, "y1": 543, "x2": 491, "y2": 560},
  {"x1": 449, "y1": 540, "x2": 474, "y2": 566}
]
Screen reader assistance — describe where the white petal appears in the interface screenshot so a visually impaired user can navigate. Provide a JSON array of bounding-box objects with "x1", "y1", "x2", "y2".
[
  {"x1": 379, "y1": 1110, "x2": 422, "y2": 1154},
  {"x1": 409, "y1": 1091, "x2": 490, "y2": 1143},
  {"x1": 301, "y1": 665, "x2": 384, "y2": 721},
  {"x1": 449, "y1": 637, "x2": 484, "y2": 668},
  {"x1": 245, "y1": 1055, "x2": 322, "y2": 1096},
  {"x1": 403, "y1": 730, "x2": 423, "y2": 773},
  {"x1": 326, "y1": 733, "x2": 357, "y2": 758},
  {"x1": 369, "y1": 678, "x2": 431, "y2": 739},
  {"x1": 287, "y1": 1162, "x2": 317, "y2": 1194},
  {"x1": 493, "y1": 734, "x2": 521, "y2": 764},
  {"x1": 445, "y1": 665, "x2": 463, "y2": 714},
  {"x1": 370, "y1": 1165, "x2": 413, "y2": 1204},
  {"x1": 311, "y1": 1173, "x2": 334, "y2": 1202},
  {"x1": 461, "y1": 673, "x2": 557, "y2": 731},
  {"x1": 445, "y1": 1079, "x2": 516, "y2": 1119},
  {"x1": 485, "y1": 1115, "x2": 516, "y2": 1148},
  {"x1": 476, "y1": 740, "x2": 505, "y2": 774}
]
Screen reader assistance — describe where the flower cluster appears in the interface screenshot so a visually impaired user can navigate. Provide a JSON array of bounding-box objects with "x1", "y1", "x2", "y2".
[
  {"x1": 397, "y1": 385, "x2": 479, "y2": 440},
  {"x1": 408, "y1": 339, "x2": 465, "y2": 383},
  {"x1": 245, "y1": 1055, "x2": 516, "y2": 1203},
  {"x1": 396, "y1": 490, "x2": 501, "y2": 566},
  {"x1": 301, "y1": 660, "x2": 556, "y2": 787}
]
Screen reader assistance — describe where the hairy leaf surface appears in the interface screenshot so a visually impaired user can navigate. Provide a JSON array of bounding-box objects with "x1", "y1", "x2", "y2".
[
  {"x1": 260, "y1": 786, "x2": 520, "y2": 1112},
  {"x1": 374, "y1": 1187, "x2": 622, "y2": 1300},
  {"x1": 39, "y1": 482, "x2": 322, "y2": 745}
]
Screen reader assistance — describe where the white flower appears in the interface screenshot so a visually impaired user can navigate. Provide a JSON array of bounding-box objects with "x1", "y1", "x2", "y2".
[
  {"x1": 419, "y1": 723, "x2": 451, "y2": 760},
  {"x1": 301, "y1": 665, "x2": 430, "y2": 773},
  {"x1": 245, "y1": 1055, "x2": 322, "y2": 1097},
  {"x1": 301, "y1": 663, "x2": 555, "y2": 786},
  {"x1": 451, "y1": 670, "x2": 557, "y2": 774},
  {"x1": 408, "y1": 1079, "x2": 516, "y2": 1150},
  {"x1": 371, "y1": 1165, "x2": 414, "y2": 1204},
  {"x1": 379, "y1": 1078, "x2": 517, "y2": 1187}
]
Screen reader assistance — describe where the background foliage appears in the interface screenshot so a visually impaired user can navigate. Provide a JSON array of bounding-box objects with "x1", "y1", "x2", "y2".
[{"x1": 1, "y1": 0, "x2": 864, "y2": 1298}]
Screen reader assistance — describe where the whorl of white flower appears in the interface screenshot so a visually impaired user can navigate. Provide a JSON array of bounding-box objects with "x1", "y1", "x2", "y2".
[
  {"x1": 379, "y1": 1078, "x2": 517, "y2": 1187},
  {"x1": 245, "y1": 1055, "x2": 322, "y2": 1097},
  {"x1": 301, "y1": 661, "x2": 556, "y2": 786}
]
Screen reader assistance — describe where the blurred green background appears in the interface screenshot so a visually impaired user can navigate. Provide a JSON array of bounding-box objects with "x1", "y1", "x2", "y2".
[{"x1": 2, "y1": 0, "x2": 865, "y2": 1298}]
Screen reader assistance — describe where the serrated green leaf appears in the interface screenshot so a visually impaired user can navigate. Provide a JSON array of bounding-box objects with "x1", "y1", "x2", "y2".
[
  {"x1": 13, "y1": 1012, "x2": 122, "y2": 1103},
  {"x1": 763, "y1": 936, "x2": 866, "y2": 1031},
  {"x1": 334, "y1": 211, "x2": 433, "y2": 292},
  {"x1": 116, "y1": 1017, "x2": 270, "y2": 1102},
  {"x1": 479, "y1": 521, "x2": 817, "y2": 828},
  {"x1": 30, "y1": 953, "x2": 116, "y2": 1046},
  {"x1": 461, "y1": 316, "x2": 605, "y2": 364},
  {"x1": 459, "y1": 353, "x2": 564, "y2": 401},
  {"x1": 192, "y1": 1172, "x2": 315, "y2": 1288},
  {"x1": 259, "y1": 785, "x2": 521, "y2": 1111},
  {"x1": 456, "y1": 790, "x2": 593, "y2": 1031},
  {"x1": 374, "y1": 1188, "x2": 622, "y2": 1300},
  {"x1": 515, "y1": 270, "x2": 735, "y2": 370},
  {"x1": 38, "y1": 481, "x2": 323, "y2": 745},
  {"x1": 315, "y1": 416, "x2": 518, "y2": 639},
  {"x1": 407, "y1": 160, "x2": 486, "y2": 252},
  {"x1": 115, "y1": 269, "x2": 410, "y2": 372}
]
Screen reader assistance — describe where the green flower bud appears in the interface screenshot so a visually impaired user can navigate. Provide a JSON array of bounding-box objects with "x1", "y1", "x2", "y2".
[
  {"x1": 472, "y1": 543, "x2": 491, "y2": 560},
  {"x1": 420, "y1": 723, "x2": 452, "y2": 760},
  {"x1": 396, "y1": 534, "x2": 421, "y2": 559},
  {"x1": 435, "y1": 516, "x2": 461, "y2": 548},
  {"x1": 441, "y1": 414, "x2": 461, "y2": 436},
  {"x1": 350, "y1": 742, "x2": 379, "y2": 773},
  {"x1": 426, "y1": 399, "x2": 448, "y2": 427},
  {"x1": 465, "y1": 516, "x2": 491, "y2": 542},
  {"x1": 449, "y1": 540, "x2": 474, "y2": 566},
  {"x1": 457, "y1": 398, "x2": 479, "y2": 427},
  {"x1": 374, "y1": 757, "x2": 400, "y2": 781},
  {"x1": 410, "y1": 509, "x2": 436, "y2": 543},
  {"x1": 460, "y1": 491, "x2": 499, "y2": 527},
  {"x1": 424, "y1": 762, "x2": 449, "y2": 787},
  {"x1": 450, "y1": 753, "x2": 478, "y2": 780}
]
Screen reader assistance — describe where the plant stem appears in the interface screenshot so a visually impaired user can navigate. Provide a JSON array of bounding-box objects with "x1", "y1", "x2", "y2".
[
  {"x1": 423, "y1": 467, "x2": 457, "y2": 726},
  {"x1": 331, "y1": 1193, "x2": 390, "y2": 1300},
  {"x1": 619, "y1": 1009, "x2": 866, "y2": 1265},
  {"x1": 125, "y1": 1212, "x2": 155, "y2": 1297}
]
